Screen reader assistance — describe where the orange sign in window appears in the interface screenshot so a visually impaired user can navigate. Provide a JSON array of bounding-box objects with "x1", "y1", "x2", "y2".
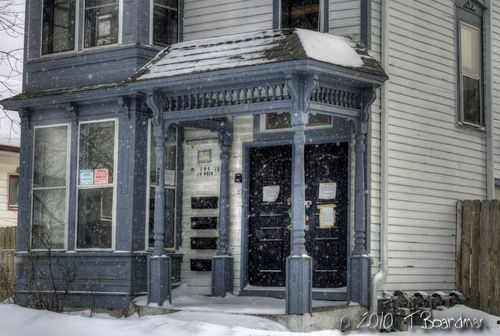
[{"x1": 94, "y1": 168, "x2": 109, "y2": 185}]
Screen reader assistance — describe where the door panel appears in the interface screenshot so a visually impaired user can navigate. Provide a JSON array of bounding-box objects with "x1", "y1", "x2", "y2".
[
  {"x1": 248, "y1": 146, "x2": 292, "y2": 287},
  {"x1": 247, "y1": 143, "x2": 348, "y2": 288}
]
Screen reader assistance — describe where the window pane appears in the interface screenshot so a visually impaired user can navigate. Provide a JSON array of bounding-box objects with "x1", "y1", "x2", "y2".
[
  {"x1": 282, "y1": 0, "x2": 320, "y2": 31},
  {"x1": 77, "y1": 187, "x2": 113, "y2": 249},
  {"x1": 79, "y1": 121, "x2": 115, "y2": 185},
  {"x1": 34, "y1": 126, "x2": 68, "y2": 188},
  {"x1": 84, "y1": 0, "x2": 119, "y2": 47},
  {"x1": 265, "y1": 113, "x2": 292, "y2": 130},
  {"x1": 32, "y1": 189, "x2": 66, "y2": 250},
  {"x1": 8, "y1": 176, "x2": 19, "y2": 209},
  {"x1": 264, "y1": 113, "x2": 332, "y2": 130},
  {"x1": 309, "y1": 113, "x2": 332, "y2": 126},
  {"x1": 153, "y1": 2, "x2": 179, "y2": 46},
  {"x1": 460, "y1": 23, "x2": 481, "y2": 79},
  {"x1": 463, "y1": 76, "x2": 481, "y2": 125},
  {"x1": 42, "y1": 0, "x2": 76, "y2": 55}
]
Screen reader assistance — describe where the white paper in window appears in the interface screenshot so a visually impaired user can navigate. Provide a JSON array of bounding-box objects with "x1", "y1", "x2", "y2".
[
  {"x1": 318, "y1": 182, "x2": 337, "y2": 200},
  {"x1": 319, "y1": 204, "x2": 336, "y2": 229},
  {"x1": 262, "y1": 185, "x2": 280, "y2": 203},
  {"x1": 165, "y1": 169, "x2": 176, "y2": 186}
]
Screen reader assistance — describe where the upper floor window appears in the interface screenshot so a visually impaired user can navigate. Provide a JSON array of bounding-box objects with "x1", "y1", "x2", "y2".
[
  {"x1": 152, "y1": 0, "x2": 179, "y2": 46},
  {"x1": 84, "y1": 0, "x2": 120, "y2": 48},
  {"x1": 456, "y1": 0, "x2": 484, "y2": 127},
  {"x1": 281, "y1": 0, "x2": 321, "y2": 31},
  {"x1": 42, "y1": 0, "x2": 76, "y2": 55}
]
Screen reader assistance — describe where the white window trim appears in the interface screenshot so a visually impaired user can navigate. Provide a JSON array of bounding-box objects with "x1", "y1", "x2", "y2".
[
  {"x1": 40, "y1": 0, "x2": 79, "y2": 57},
  {"x1": 82, "y1": 0, "x2": 123, "y2": 50},
  {"x1": 149, "y1": 0, "x2": 180, "y2": 47},
  {"x1": 458, "y1": 20, "x2": 484, "y2": 128},
  {"x1": 259, "y1": 112, "x2": 335, "y2": 133},
  {"x1": 30, "y1": 123, "x2": 71, "y2": 252},
  {"x1": 145, "y1": 121, "x2": 177, "y2": 251},
  {"x1": 75, "y1": 118, "x2": 118, "y2": 251}
]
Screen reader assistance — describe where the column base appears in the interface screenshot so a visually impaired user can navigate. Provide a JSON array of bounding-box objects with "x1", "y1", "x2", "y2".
[
  {"x1": 211, "y1": 255, "x2": 233, "y2": 297},
  {"x1": 349, "y1": 255, "x2": 371, "y2": 306},
  {"x1": 286, "y1": 255, "x2": 313, "y2": 315},
  {"x1": 147, "y1": 255, "x2": 171, "y2": 306}
]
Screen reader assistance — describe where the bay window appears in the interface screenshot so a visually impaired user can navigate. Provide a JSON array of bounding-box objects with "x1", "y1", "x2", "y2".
[
  {"x1": 42, "y1": 0, "x2": 76, "y2": 55},
  {"x1": 84, "y1": 0, "x2": 120, "y2": 48},
  {"x1": 152, "y1": 0, "x2": 179, "y2": 46},
  {"x1": 32, "y1": 125, "x2": 70, "y2": 250},
  {"x1": 77, "y1": 120, "x2": 117, "y2": 249},
  {"x1": 147, "y1": 123, "x2": 178, "y2": 249}
]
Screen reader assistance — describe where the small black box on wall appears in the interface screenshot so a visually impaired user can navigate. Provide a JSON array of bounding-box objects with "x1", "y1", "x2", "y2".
[
  {"x1": 191, "y1": 197, "x2": 219, "y2": 209},
  {"x1": 190, "y1": 259, "x2": 212, "y2": 272}
]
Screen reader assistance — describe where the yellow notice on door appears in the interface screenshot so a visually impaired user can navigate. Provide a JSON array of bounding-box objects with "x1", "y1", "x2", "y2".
[{"x1": 318, "y1": 204, "x2": 336, "y2": 229}]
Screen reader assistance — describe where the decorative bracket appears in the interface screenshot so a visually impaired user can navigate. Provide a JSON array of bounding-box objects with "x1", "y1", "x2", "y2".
[
  {"x1": 65, "y1": 103, "x2": 77, "y2": 127},
  {"x1": 145, "y1": 91, "x2": 165, "y2": 138},
  {"x1": 286, "y1": 73, "x2": 319, "y2": 125},
  {"x1": 218, "y1": 118, "x2": 234, "y2": 147},
  {"x1": 118, "y1": 96, "x2": 130, "y2": 120},
  {"x1": 360, "y1": 88, "x2": 377, "y2": 134},
  {"x1": 19, "y1": 108, "x2": 31, "y2": 130}
]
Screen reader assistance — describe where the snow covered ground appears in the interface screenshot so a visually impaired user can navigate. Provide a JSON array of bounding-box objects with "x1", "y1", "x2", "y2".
[{"x1": 0, "y1": 299, "x2": 498, "y2": 336}]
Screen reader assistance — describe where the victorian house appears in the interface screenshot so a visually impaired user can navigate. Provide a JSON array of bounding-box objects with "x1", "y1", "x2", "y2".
[{"x1": 1, "y1": 0, "x2": 494, "y2": 316}]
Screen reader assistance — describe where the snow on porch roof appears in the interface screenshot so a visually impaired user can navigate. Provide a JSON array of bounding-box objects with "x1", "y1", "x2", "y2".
[{"x1": 131, "y1": 29, "x2": 387, "y2": 82}]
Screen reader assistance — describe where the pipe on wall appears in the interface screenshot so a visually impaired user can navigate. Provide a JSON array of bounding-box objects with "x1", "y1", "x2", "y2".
[{"x1": 370, "y1": 0, "x2": 389, "y2": 314}]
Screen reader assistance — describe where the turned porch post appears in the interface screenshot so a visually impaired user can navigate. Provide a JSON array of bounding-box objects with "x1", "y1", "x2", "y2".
[
  {"x1": 146, "y1": 92, "x2": 172, "y2": 306},
  {"x1": 285, "y1": 74, "x2": 318, "y2": 315},
  {"x1": 350, "y1": 89, "x2": 376, "y2": 306},
  {"x1": 212, "y1": 119, "x2": 234, "y2": 297}
]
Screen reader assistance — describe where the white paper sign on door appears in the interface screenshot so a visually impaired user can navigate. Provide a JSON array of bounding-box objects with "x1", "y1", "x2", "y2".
[
  {"x1": 318, "y1": 182, "x2": 337, "y2": 200},
  {"x1": 262, "y1": 185, "x2": 280, "y2": 203},
  {"x1": 319, "y1": 204, "x2": 336, "y2": 229},
  {"x1": 165, "y1": 170, "x2": 176, "y2": 186}
]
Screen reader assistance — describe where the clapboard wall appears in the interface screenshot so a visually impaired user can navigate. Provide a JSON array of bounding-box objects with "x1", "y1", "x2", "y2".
[
  {"x1": 370, "y1": 0, "x2": 488, "y2": 293},
  {"x1": 492, "y1": 1, "x2": 500, "y2": 180},
  {"x1": 183, "y1": 0, "x2": 362, "y2": 41},
  {"x1": 180, "y1": 116, "x2": 253, "y2": 294},
  {"x1": 0, "y1": 152, "x2": 18, "y2": 227}
]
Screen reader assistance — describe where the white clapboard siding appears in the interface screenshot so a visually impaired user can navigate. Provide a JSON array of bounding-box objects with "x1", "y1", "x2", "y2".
[
  {"x1": 376, "y1": 0, "x2": 487, "y2": 294},
  {"x1": 492, "y1": 2, "x2": 500, "y2": 179},
  {"x1": 329, "y1": 0, "x2": 360, "y2": 38},
  {"x1": 179, "y1": 116, "x2": 253, "y2": 294},
  {"x1": 183, "y1": 0, "x2": 273, "y2": 41},
  {"x1": 0, "y1": 154, "x2": 19, "y2": 227}
]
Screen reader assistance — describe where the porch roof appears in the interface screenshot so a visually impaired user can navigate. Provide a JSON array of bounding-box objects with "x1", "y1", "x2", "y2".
[{"x1": 131, "y1": 29, "x2": 386, "y2": 82}]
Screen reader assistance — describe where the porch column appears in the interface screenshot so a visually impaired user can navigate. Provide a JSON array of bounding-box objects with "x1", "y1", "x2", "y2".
[
  {"x1": 146, "y1": 93, "x2": 171, "y2": 306},
  {"x1": 350, "y1": 89, "x2": 376, "y2": 307},
  {"x1": 212, "y1": 119, "x2": 234, "y2": 297},
  {"x1": 285, "y1": 74, "x2": 317, "y2": 315}
]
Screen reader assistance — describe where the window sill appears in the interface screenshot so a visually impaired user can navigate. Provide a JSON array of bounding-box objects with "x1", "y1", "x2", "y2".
[{"x1": 456, "y1": 121, "x2": 486, "y2": 135}]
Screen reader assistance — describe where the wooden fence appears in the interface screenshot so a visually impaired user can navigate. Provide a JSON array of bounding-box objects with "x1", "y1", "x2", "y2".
[
  {"x1": 457, "y1": 200, "x2": 500, "y2": 316},
  {"x1": 0, "y1": 226, "x2": 16, "y2": 301}
]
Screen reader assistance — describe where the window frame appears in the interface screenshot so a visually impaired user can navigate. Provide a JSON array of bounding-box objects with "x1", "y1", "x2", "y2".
[
  {"x1": 274, "y1": 0, "x2": 328, "y2": 33},
  {"x1": 30, "y1": 123, "x2": 71, "y2": 252},
  {"x1": 7, "y1": 174, "x2": 19, "y2": 211},
  {"x1": 40, "y1": 0, "x2": 79, "y2": 57},
  {"x1": 75, "y1": 118, "x2": 118, "y2": 251},
  {"x1": 145, "y1": 121, "x2": 179, "y2": 251},
  {"x1": 456, "y1": 0, "x2": 485, "y2": 128},
  {"x1": 149, "y1": 0, "x2": 181, "y2": 47},
  {"x1": 83, "y1": 0, "x2": 123, "y2": 50},
  {"x1": 259, "y1": 112, "x2": 334, "y2": 133}
]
